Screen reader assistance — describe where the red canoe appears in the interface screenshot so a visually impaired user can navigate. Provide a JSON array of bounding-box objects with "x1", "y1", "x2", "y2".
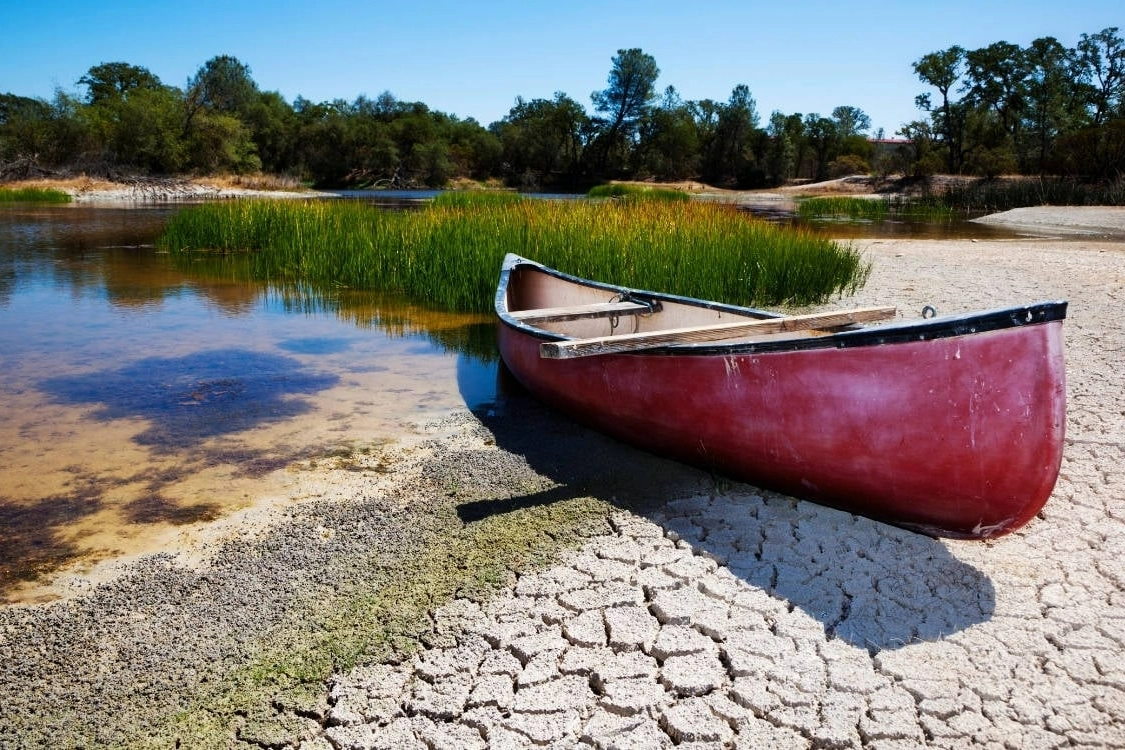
[{"x1": 495, "y1": 254, "x2": 1067, "y2": 539}]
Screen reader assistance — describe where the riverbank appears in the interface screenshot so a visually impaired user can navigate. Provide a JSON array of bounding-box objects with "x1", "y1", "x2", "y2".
[
  {"x1": 1, "y1": 206, "x2": 1123, "y2": 747},
  {"x1": 0, "y1": 174, "x2": 323, "y2": 202}
]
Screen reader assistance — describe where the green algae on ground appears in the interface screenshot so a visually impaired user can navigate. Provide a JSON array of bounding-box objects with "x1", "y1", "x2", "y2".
[{"x1": 135, "y1": 452, "x2": 616, "y2": 748}]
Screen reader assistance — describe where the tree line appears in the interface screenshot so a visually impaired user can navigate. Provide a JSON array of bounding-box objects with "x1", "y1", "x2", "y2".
[
  {"x1": 1, "y1": 31, "x2": 1123, "y2": 190},
  {"x1": 908, "y1": 27, "x2": 1125, "y2": 179}
]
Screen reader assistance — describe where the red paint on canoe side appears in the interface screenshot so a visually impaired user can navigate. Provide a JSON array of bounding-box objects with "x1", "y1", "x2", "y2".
[{"x1": 497, "y1": 320, "x2": 1065, "y2": 539}]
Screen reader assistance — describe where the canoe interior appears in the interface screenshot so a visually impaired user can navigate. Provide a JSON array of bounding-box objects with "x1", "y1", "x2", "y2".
[{"x1": 503, "y1": 263, "x2": 831, "y2": 345}]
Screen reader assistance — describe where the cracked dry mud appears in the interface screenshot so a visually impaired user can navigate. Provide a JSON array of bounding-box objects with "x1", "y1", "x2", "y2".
[{"x1": 317, "y1": 233, "x2": 1125, "y2": 750}]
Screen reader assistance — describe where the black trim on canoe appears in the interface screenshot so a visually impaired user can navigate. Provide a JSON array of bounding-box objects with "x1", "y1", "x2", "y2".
[{"x1": 495, "y1": 254, "x2": 1068, "y2": 355}]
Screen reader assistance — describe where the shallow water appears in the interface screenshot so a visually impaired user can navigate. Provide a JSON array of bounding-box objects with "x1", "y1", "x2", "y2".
[{"x1": 0, "y1": 203, "x2": 497, "y2": 602}]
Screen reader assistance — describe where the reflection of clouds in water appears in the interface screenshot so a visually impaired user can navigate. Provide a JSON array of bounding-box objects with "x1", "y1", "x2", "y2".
[
  {"x1": 277, "y1": 337, "x2": 356, "y2": 355},
  {"x1": 456, "y1": 354, "x2": 501, "y2": 412},
  {"x1": 40, "y1": 349, "x2": 339, "y2": 452}
]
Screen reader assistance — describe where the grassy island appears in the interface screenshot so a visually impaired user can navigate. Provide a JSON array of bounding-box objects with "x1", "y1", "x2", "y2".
[{"x1": 158, "y1": 193, "x2": 870, "y2": 311}]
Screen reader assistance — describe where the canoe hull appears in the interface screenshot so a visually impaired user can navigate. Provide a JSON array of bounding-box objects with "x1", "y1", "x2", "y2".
[{"x1": 496, "y1": 256, "x2": 1066, "y2": 539}]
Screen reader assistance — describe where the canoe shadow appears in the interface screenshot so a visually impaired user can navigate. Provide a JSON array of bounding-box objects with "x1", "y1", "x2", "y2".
[{"x1": 458, "y1": 365, "x2": 995, "y2": 653}]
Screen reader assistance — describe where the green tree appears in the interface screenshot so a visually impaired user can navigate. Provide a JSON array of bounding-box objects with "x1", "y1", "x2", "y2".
[
  {"x1": 291, "y1": 97, "x2": 351, "y2": 185},
  {"x1": 245, "y1": 91, "x2": 298, "y2": 174},
  {"x1": 635, "y1": 87, "x2": 700, "y2": 181},
  {"x1": 831, "y1": 105, "x2": 871, "y2": 138},
  {"x1": 703, "y1": 84, "x2": 760, "y2": 185},
  {"x1": 1075, "y1": 27, "x2": 1125, "y2": 124},
  {"x1": 803, "y1": 114, "x2": 839, "y2": 180},
  {"x1": 185, "y1": 111, "x2": 260, "y2": 173},
  {"x1": 897, "y1": 120, "x2": 941, "y2": 176},
  {"x1": 494, "y1": 93, "x2": 589, "y2": 187},
  {"x1": 182, "y1": 55, "x2": 261, "y2": 173},
  {"x1": 765, "y1": 111, "x2": 803, "y2": 183},
  {"x1": 1023, "y1": 37, "x2": 1080, "y2": 173},
  {"x1": 963, "y1": 41, "x2": 1028, "y2": 169},
  {"x1": 184, "y1": 54, "x2": 260, "y2": 136},
  {"x1": 913, "y1": 46, "x2": 967, "y2": 172},
  {"x1": 0, "y1": 94, "x2": 53, "y2": 165},
  {"x1": 75, "y1": 62, "x2": 187, "y2": 173},
  {"x1": 78, "y1": 62, "x2": 164, "y2": 105},
  {"x1": 590, "y1": 48, "x2": 660, "y2": 173},
  {"x1": 447, "y1": 117, "x2": 502, "y2": 181},
  {"x1": 92, "y1": 86, "x2": 186, "y2": 171},
  {"x1": 830, "y1": 106, "x2": 874, "y2": 176}
]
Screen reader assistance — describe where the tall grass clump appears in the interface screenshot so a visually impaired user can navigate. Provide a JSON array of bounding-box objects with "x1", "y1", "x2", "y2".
[
  {"x1": 798, "y1": 196, "x2": 888, "y2": 221},
  {"x1": 160, "y1": 198, "x2": 869, "y2": 312},
  {"x1": 588, "y1": 184, "x2": 691, "y2": 202},
  {"x1": 0, "y1": 187, "x2": 72, "y2": 203},
  {"x1": 429, "y1": 190, "x2": 524, "y2": 208}
]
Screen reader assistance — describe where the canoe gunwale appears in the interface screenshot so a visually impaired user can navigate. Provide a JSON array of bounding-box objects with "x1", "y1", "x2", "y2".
[{"x1": 495, "y1": 254, "x2": 1068, "y2": 354}]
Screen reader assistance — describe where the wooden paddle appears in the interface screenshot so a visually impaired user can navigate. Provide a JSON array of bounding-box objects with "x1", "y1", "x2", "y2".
[{"x1": 539, "y1": 306, "x2": 897, "y2": 359}]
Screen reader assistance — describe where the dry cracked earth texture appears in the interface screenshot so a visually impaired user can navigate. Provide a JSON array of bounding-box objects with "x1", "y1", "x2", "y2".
[{"x1": 312, "y1": 233, "x2": 1125, "y2": 750}]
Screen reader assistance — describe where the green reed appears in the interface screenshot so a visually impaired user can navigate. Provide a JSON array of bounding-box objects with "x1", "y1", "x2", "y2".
[
  {"x1": 429, "y1": 190, "x2": 525, "y2": 208},
  {"x1": 798, "y1": 196, "x2": 889, "y2": 221},
  {"x1": 0, "y1": 187, "x2": 72, "y2": 203},
  {"x1": 159, "y1": 196, "x2": 869, "y2": 312},
  {"x1": 587, "y1": 184, "x2": 691, "y2": 202}
]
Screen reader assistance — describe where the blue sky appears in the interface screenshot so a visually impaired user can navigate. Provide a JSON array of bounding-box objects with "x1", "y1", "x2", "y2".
[{"x1": 2, "y1": 1, "x2": 1120, "y2": 136}]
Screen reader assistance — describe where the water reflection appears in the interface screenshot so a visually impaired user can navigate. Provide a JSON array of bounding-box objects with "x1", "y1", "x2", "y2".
[
  {"x1": 739, "y1": 205, "x2": 1030, "y2": 240},
  {"x1": 40, "y1": 349, "x2": 340, "y2": 451},
  {"x1": 0, "y1": 203, "x2": 499, "y2": 601}
]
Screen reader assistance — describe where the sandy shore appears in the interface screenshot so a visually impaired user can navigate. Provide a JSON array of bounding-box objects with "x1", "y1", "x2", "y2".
[{"x1": 1, "y1": 202, "x2": 1123, "y2": 747}]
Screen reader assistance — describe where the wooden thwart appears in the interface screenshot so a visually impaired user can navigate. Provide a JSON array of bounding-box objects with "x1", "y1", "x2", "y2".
[
  {"x1": 511, "y1": 299, "x2": 661, "y2": 325},
  {"x1": 539, "y1": 306, "x2": 897, "y2": 359}
]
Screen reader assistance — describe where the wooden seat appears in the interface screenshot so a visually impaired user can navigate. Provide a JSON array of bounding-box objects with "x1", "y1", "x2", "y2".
[
  {"x1": 510, "y1": 299, "x2": 662, "y2": 325},
  {"x1": 540, "y1": 306, "x2": 897, "y2": 359}
]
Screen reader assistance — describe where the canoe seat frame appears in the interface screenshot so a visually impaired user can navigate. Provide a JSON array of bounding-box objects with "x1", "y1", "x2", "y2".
[{"x1": 510, "y1": 299, "x2": 663, "y2": 325}]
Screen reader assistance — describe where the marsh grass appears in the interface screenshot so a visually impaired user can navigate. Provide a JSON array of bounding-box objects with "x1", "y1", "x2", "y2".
[
  {"x1": 939, "y1": 177, "x2": 1125, "y2": 211},
  {"x1": 160, "y1": 196, "x2": 870, "y2": 311},
  {"x1": 588, "y1": 184, "x2": 691, "y2": 202},
  {"x1": 798, "y1": 196, "x2": 888, "y2": 221},
  {"x1": 430, "y1": 190, "x2": 524, "y2": 207},
  {"x1": 0, "y1": 187, "x2": 71, "y2": 203}
]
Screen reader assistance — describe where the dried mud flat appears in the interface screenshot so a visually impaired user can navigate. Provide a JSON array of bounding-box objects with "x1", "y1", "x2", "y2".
[
  {"x1": 2, "y1": 207, "x2": 1124, "y2": 749},
  {"x1": 317, "y1": 218, "x2": 1125, "y2": 749}
]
